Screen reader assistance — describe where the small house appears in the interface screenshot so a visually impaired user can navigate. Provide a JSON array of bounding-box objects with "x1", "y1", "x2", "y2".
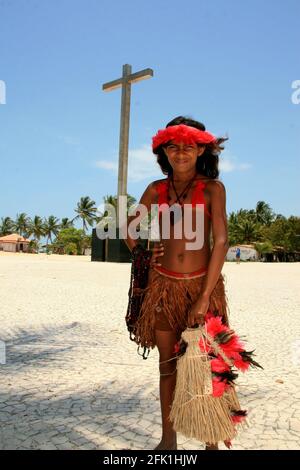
[{"x1": 0, "y1": 233, "x2": 31, "y2": 253}]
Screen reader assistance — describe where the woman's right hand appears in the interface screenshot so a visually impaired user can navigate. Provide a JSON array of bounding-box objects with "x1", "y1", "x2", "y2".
[{"x1": 150, "y1": 243, "x2": 164, "y2": 267}]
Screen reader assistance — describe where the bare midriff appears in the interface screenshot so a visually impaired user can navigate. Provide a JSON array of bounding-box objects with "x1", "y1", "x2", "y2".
[{"x1": 152, "y1": 178, "x2": 212, "y2": 274}]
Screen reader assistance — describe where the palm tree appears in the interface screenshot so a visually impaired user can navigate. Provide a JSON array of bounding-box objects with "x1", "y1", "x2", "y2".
[
  {"x1": 44, "y1": 215, "x2": 60, "y2": 246},
  {"x1": 228, "y1": 211, "x2": 244, "y2": 245},
  {"x1": 228, "y1": 212, "x2": 238, "y2": 224},
  {"x1": 96, "y1": 194, "x2": 137, "y2": 218},
  {"x1": 13, "y1": 213, "x2": 30, "y2": 237},
  {"x1": 236, "y1": 208, "x2": 251, "y2": 220},
  {"x1": 228, "y1": 207, "x2": 262, "y2": 245},
  {"x1": 27, "y1": 216, "x2": 45, "y2": 251},
  {"x1": 103, "y1": 195, "x2": 118, "y2": 211},
  {"x1": 254, "y1": 241, "x2": 274, "y2": 261},
  {"x1": 235, "y1": 219, "x2": 261, "y2": 244},
  {"x1": 96, "y1": 194, "x2": 138, "y2": 232},
  {"x1": 274, "y1": 214, "x2": 286, "y2": 221},
  {"x1": 255, "y1": 201, "x2": 274, "y2": 226},
  {"x1": 0, "y1": 217, "x2": 14, "y2": 236},
  {"x1": 60, "y1": 218, "x2": 74, "y2": 230},
  {"x1": 73, "y1": 196, "x2": 97, "y2": 233}
]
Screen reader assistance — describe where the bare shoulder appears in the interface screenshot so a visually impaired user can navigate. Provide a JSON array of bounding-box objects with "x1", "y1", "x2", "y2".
[
  {"x1": 139, "y1": 178, "x2": 166, "y2": 205},
  {"x1": 151, "y1": 177, "x2": 168, "y2": 187},
  {"x1": 197, "y1": 178, "x2": 226, "y2": 209},
  {"x1": 204, "y1": 178, "x2": 226, "y2": 194},
  {"x1": 145, "y1": 178, "x2": 168, "y2": 194}
]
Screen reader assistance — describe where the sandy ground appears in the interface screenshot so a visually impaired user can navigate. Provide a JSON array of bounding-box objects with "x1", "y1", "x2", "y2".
[{"x1": 0, "y1": 251, "x2": 300, "y2": 450}]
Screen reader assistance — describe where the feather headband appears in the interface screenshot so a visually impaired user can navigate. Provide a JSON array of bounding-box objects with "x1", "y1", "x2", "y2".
[{"x1": 152, "y1": 124, "x2": 216, "y2": 152}]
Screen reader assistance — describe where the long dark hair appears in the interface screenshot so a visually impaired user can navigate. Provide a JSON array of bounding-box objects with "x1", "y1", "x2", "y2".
[{"x1": 153, "y1": 116, "x2": 228, "y2": 179}]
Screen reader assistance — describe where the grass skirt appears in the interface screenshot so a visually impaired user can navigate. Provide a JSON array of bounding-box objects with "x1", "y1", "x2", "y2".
[{"x1": 134, "y1": 267, "x2": 230, "y2": 350}]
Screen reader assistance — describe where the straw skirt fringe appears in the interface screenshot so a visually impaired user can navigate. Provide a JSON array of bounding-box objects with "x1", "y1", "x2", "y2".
[
  {"x1": 134, "y1": 267, "x2": 230, "y2": 350},
  {"x1": 170, "y1": 364, "x2": 246, "y2": 443}
]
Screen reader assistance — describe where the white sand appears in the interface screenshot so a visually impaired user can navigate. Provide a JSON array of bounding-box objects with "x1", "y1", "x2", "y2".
[{"x1": 0, "y1": 252, "x2": 299, "y2": 450}]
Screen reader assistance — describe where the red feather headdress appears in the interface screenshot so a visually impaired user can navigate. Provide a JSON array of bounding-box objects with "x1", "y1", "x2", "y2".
[{"x1": 152, "y1": 124, "x2": 216, "y2": 152}]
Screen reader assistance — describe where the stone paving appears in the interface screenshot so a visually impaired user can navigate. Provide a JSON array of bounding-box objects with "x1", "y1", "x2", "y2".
[{"x1": 0, "y1": 253, "x2": 299, "y2": 450}]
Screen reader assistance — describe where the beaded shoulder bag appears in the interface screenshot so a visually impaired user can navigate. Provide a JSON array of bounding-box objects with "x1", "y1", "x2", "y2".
[{"x1": 125, "y1": 244, "x2": 152, "y2": 359}]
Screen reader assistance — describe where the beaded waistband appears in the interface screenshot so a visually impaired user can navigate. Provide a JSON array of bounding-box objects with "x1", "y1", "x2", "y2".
[{"x1": 153, "y1": 264, "x2": 208, "y2": 280}]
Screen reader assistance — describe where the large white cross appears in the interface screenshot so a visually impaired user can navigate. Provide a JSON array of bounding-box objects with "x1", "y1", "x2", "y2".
[{"x1": 102, "y1": 64, "x2": 153, "y2": 202}]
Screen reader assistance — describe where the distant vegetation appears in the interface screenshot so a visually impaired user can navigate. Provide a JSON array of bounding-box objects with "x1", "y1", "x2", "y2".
[
  {"x1": 0, "y1": 196, "x2": 97, "y2": 254},
  {"x1": 1, "y1": 196, "x2": 299, "y2": 258},
  {"x1": 227, "y1": 201, "x2": 300, "y2": 260}
]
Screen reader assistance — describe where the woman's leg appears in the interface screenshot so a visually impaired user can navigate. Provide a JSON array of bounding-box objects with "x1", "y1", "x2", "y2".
[
  {"x1": 154, "y1": 328, "x2": 219, "y2": 450},
  {"x1": 154, "y1": 329, "x2": 179, "y2": 450}
]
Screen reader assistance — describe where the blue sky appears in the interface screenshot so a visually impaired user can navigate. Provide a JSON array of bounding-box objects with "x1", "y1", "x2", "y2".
[{"x1": 1, "y1": 0, "x2": 299, "y2": 233}]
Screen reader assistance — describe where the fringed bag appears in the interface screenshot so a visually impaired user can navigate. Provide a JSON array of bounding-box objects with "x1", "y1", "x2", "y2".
[{"x1": 125, "y1": 243, "x2": 152, "y2": 359}]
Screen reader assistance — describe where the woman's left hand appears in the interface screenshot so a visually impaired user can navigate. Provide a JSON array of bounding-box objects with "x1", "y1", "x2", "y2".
[{"x1": 187, "y1": 295, "x2": 210, "y2": 327}]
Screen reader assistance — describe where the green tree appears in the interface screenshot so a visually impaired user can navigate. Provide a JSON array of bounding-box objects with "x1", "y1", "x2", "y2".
[
  {"x1": 44, "y1": 215, "x2": 60, "y2": 247},
  {"x1": 81, "y1": 234, "x2": 92, "y2": 252},
  {"x1": 73, "y1": 196, "x2": 97, "y2": 233},
  {"x1": 13, "y1": 213, "x2": 30, "y2": 237},
  {"x1": 60, "y1": 218, "x2": 74, "y2": 230},
  {"x1": 254, "y1": 241, "x2": 274, "y2": 260},
  {"x1": 52, "y1": 227, "x2": 86, "y2": 255},
  {"x1": 228, "y1": 212, "x2": 239, "y2": 245},
  {"x1": 96, "y1": 194, "x2": 138, "y2": 232},
  {"x1": 65, "y1": 242, "x2": 78, "y2": 255},
  {"x1": 234, "y1": 219, "x2": 261, "y2": 244},
  {"x1": 28, "y1": 239, "x2": 39, "y2": 254},
  {"x1": 27, "y1": 216, "x2": 45, "y2": 252},
  {"x1": 0, "y1": 217, "x2": 14, "y2": 236},
  {"x1": 255, "y1": 201, "x2": 274, "y2": 226},
  {"x1": 264, "y1": 216, "x2": 300, "y2": 253},
  {"x1": 286, "y1": 216, "x2": 300, "y2": 252}
]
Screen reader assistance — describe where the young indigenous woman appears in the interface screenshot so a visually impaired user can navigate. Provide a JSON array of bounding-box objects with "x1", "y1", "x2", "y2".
[{"x1": 124, "y1": 116, "x2": 243, "y2": 451}]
